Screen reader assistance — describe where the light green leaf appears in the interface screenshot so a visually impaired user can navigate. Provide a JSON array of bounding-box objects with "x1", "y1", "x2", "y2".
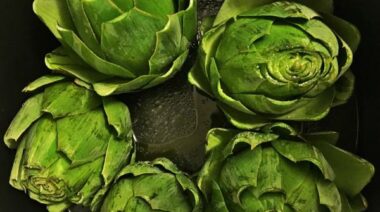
[
  {"x1": 56, "y1": 110, "x2": 110, "y2": 166},
  {"x1": 218, "y1": 103, "x2": 270, "y2": 130},
  {"x1": 273, "y1": 88, "x2": 335, "y2": 121},
  {"x1": 94, "y1": 50, "x2": 188, "y2": 96},
  {"x1": 100, "y1": 8, "x2": 167, "y2": 74},
  {"x1": 311, "y1": 141, "x2": 375, "y2": 196},
  {"x1": 149, "y1": 14, "x2": 184, "y2": 75},
  {"x1": 23, "y1": 117, "x2": 59, "y2": 170},
  {"x1": 102, "y1": 97, "x2": 132, "y2": 139},
  {"x1": 66, "y1": 0, "x2": 102, "y2": 55},
  {"x1": 4, "y1": 94, "x2": 44, "y2": 148},
  {"x1": 22, "y1": 75, "x2": 66, "y2": 93},
  {"x1": 58, "y1": 26, "x2": 136, "y2": 78},
  {"x1": 101, "y1": 134, "x2": 133, "y2": 185},
  {"x1": 9, "y1": 137, "x2": 27, "y2": 190},
  {"x1": 33, "y1": 0, "x2": 74, "y2": 39},
  {"x1": 45, "y1": 47, "x2": 110, "y2": 83},
  {"x1": 272, "y1": 140, "x2": 335, "y2": 181},
  {"x1": 42, "y1": 82, "x2": 102, "y2": 118}
]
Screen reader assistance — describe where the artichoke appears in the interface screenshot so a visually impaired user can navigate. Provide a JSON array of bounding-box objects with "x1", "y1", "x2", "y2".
[
  {"x1": 33, "y1": 0, "x2": 197, "y2": 96},
  {"x1": 198, "y1": 123, "x2": 374, "y2": 212},
  {"x1": 189, "y1": 1, "x2": 359, "y2": 129},
  {"x1": 4, "y1": 75, "x2": 134, "y2": 211},
  {"x1": 100, "y1": 158, "x2": 203, "y2": 212}
]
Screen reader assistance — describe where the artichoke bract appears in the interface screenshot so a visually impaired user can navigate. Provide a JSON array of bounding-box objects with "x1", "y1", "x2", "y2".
[
  {"x1": 189, "y1": 1, "x2": 359, "y2": 129},
  {"x1": 198, "y1": 123, "x2": 374, "y2": 212},
  {"x1": 33, "y1": 0, "x2": 197, "y2": 96},
  {"x1": 100, "y1": 158, "x2": 203, "y2": 212},
  {"x1": 4, "y1": 75, "x2": 134, "y2": 211}
]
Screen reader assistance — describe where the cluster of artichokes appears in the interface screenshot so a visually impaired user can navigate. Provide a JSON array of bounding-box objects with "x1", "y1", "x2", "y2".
[{"x1": 3, "y1": 0, "x2": 374, "y2": 211}]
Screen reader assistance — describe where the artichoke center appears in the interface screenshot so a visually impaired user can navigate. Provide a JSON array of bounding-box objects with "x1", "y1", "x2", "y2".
[
  {"x1": 268, "y1": 50, "x2": 322, "y2": 85},
  {"x1": 27, "y1": 176, "x2": 67, "y2": 201},
  {"x1": 289, "y1": 55, "x2": 309, "y2": 73}
]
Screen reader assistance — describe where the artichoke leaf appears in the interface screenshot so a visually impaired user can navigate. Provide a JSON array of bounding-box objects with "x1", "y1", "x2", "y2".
[
  {"x1": 102, "y1": 134, "x2": 133, "y2": 185},
  {"x1": 293, "y1": 19, "x2": 339, "y2": 57},
  {"x1": 74, "y1": 173, "x2": 103, "y2": 206},
  {"x1": 123, "y1": 197, "x2": 158, "y2": 212},
  {"x1": 82, "y1": 0, "x2": 127, "y2": 39},
  {"x1": 135, "y1": 0, "x2": 175, "y2": 17},
  {"x1": 309, "y1": 140, "x2": 375, "y2": 196},
  {"x1": 133, "y1": 173, "x2": 193, "y2": 211},
  {"x1": 222, "y1": 131, "x2": 278, "y2": 158},
  {"x1": 208, "y1": 181, "x2": 229, "y2": 212},
  {"x1": 4, "y1": 93, "x2": 44, "y2": 148},
  {"x1": 100, "y1": 179, "x2": 134, "y2": 211},
  {"x1": 218, "y1": 103, "x2": 270, "y2": 130},
  {"x1": 9, "y1": 137, "x2": 27, "y2": 190},
  {"x1": 272, "y1": 139, "x2": 335, "y2": 180},
  {"x1": 93, "y1": 50, "x2": 188, "y2": 96},
  {"x1": 272, "y1": 88, "x2": 335, "y2": 121},
  {"x1": 180, "y1": 0, "x2": 197, "y2": 41},
  {"x1": 214, "y1": 0, "x2": 276, "y2": 26},
  {"x1": 45, "y1": 47, "x2": 111, "y2": 83},
  {"x1": 316, "y1": 179, "x2": 342, "y2": 212},
  {"x1": 201, "y1": 25, "x2": 226, "y2": 79},
  {"x1": 100, "y1": 8, "x2": 167, "y2": 74},
  {"x1": 56, "y1": 110, "x2": 110, "y2": 166},
  {"x1": 102, "y1": 97, "x2": 132, "y2": 139},
  {"x1": 46, "y1": 201, "x2": 72, "y2": 212},
  {"x1": 57, "y1": 26, "x2": 136, "y2": 78},
  {"x1": 66, "y1": 0, "x2": 102, "y2": 55},
  {"x1": 149, "y1": 13, "x2": 184, "y2": 75},
  {"x1": 23, "y1": 117, "x2": 59, "y2": 170},
  {"x1": 323, "y1": 13, "x2": 361, "y2": 53},
  {"x1": 232, "y1": 93, "x2": 303, "y2": 115},
  {"x1": 214, "y1": 0, "x2": 333, "y2": 26},
  {"x1": 93, "y1": 75, "x2": 158, "y2": 96},
  {"x1": 33, "y1": 0, "x2": 74, "y2": 39},
  {"x1": 22, "y1": 75, "x2": 66, "y2": 93},
  {"x1": 333, "y1": 70, "x2": 355, "y2": 107},
  {"x1": 303, "y1": 131, "x2": 340, "y2": 145},
  {"x1": 209, "y1": 59, "x2": 255, "y2": 115},
  {"x1": 143, "y1": 49, "x2": 189, "y2": 89},
  {"x1": 239, "y1": 1, "x2": 319, "y2": 20},
  {"x1": 188, "y1": 59, "x2": 213, "y2": 96},
  {"x1": 42, "y1": 82, "x2": 102, "y2": 118}
]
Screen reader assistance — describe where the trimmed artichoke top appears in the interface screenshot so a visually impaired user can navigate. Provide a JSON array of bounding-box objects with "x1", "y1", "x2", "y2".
[
  {"x1": 33, "y1": 0, "x2": 197, "y2": 96},
  {"x1": 189, "y1": 1, "x2": 359, "y2": 129},
  {"x1": 100, "y1": 158, "x2": 203, "y2": 212},
  {"x1": 197, "y1": 123, "x2": 374, "y2": 212},
  {"x1": 4, "y1": 75, "x2": 134, "y2": 211}
]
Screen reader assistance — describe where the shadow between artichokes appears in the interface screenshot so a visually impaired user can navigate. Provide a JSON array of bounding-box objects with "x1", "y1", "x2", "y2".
[
  {"x1": 197, "y1": 123, "x2": 374, "y2": 212},
  {"x1": 4, "y1": 75, "x2": 134, "y2": 211},
  {"x1": 189, "y1": 0, "x2": 360, "y2": 129},
  {"x1": 33, "y1": 0, "x2": 197, "y2": 96},
  {"x1": 99, "y1": 158, "x2": 203, "y2": 212}
]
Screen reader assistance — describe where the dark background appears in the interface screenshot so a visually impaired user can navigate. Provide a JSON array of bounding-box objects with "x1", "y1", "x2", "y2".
[{"x1": 0, "y1": 0, "x2": 379, "y2": 211}]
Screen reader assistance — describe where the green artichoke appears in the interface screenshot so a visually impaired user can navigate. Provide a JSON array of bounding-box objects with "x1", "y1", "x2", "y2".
[
  {"x1": 189, "y1": 0, "x2": 359, "y2": 129},
  {"x1": 4, "y1": 75, "x2": 134, "y2": 211},
  {"x1": 198, "y1": 123, "x2": 374, "y2": 212},
  {"x1": 33, "y1": 0, "x2": 197, "y2": 96},
  {"x1": 100, "y1": 158, "x2": 203, "y2": 212}
]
